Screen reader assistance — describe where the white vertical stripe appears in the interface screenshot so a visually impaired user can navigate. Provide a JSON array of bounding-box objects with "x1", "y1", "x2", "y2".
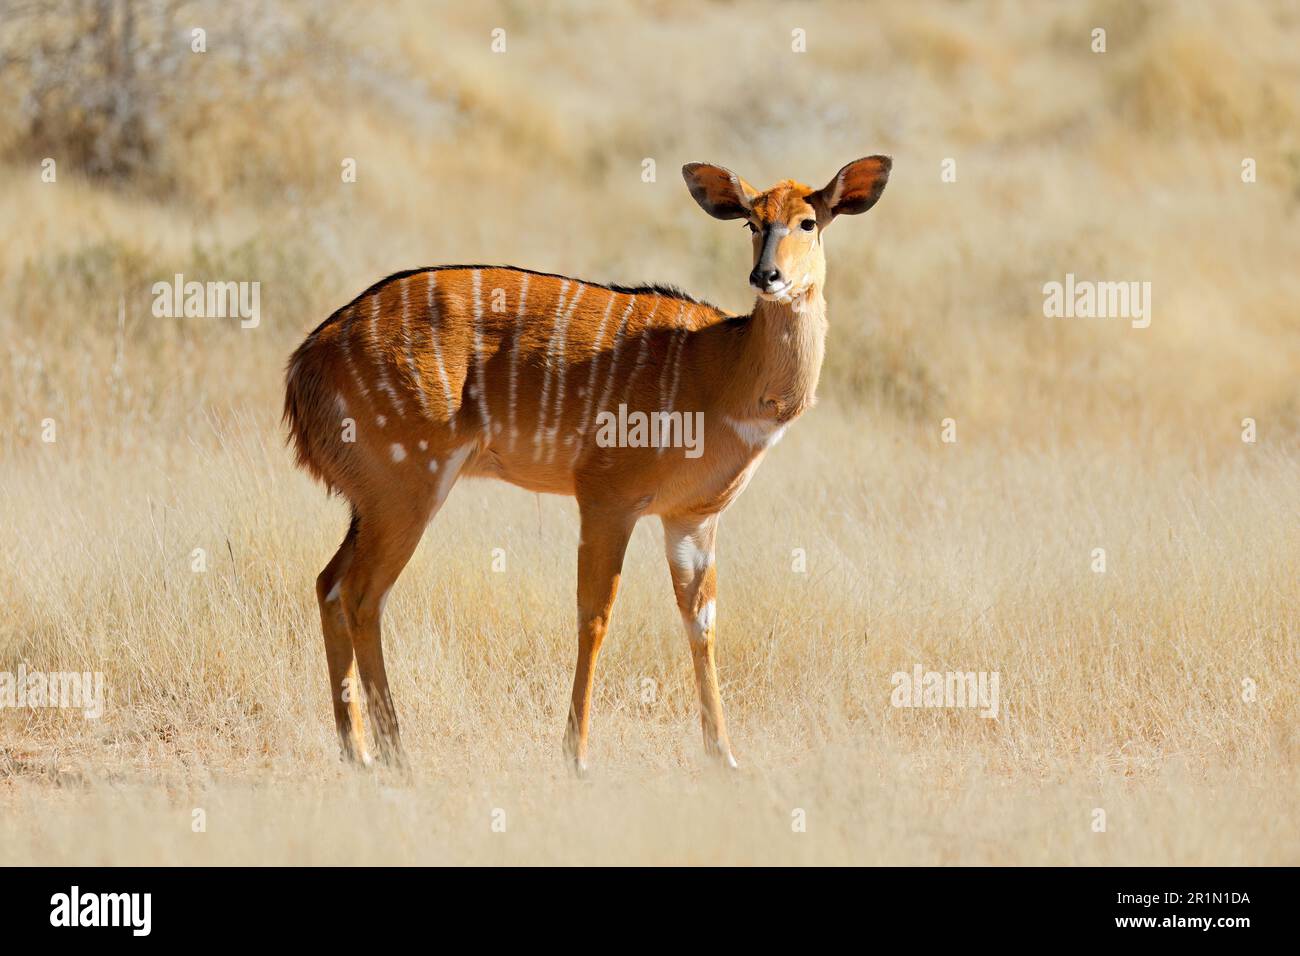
[
  {"x1": 620, "y1": 298, "x2": 660, "y2": 406},
  {"x1": 532, "y1": 279, "x2": 571, "y2": 458},
  {"x1": 591, "y1": 295, "x2": 638, "y2": 451},
  {"x1": 401, "y1": 279, "x2": 429, "y2": 418},
  {"x1": 338, "y1": 306, "x2": 372, "y2": 406},
  {"x1": 508, "y1": 272, "x2": 531, "y2": 448},
  {"x1": 665, "y1": 312, "x2": 690, "y2": 411},
  {"x1": 471, "y1": 270, "x2": 492, "y2": 434},
  {"x1": 426, "y1": 272, "x2": 457, "y2": 432},
  {"x1": 371, "y1": 292, "x2": 407, "y2": 416},
  {"x1": 543, "y1": 282, "x2": 588, "y2": 462},
  {"x1": 658, "y1": 313, "x2": 690, "y2": 456},
  {"x1": 656, "y1": 330, "x2": 678, "y2": 409},
  {"x1": 569, "y1": 292, "x2": 620, "y2": 465},
  {"x1": 670, "y1": 312, "x2": 691, "y2": 405},
  {"x1": 657, "y1": 306, "x2": 687, "y2": 408}
]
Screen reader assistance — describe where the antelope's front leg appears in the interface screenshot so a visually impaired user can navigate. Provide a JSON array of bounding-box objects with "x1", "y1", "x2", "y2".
[
  {"x1": 662, "y1": 513, "x2": 737, "y2": 768},
  {"x1": 563, "y1": 502, "x2": 636, "y2": 775}
]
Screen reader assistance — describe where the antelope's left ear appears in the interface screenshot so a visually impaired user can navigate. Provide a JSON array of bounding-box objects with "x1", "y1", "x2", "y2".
[{"x1": 811, "y1": 155, "x2": 891, "y2": 220}]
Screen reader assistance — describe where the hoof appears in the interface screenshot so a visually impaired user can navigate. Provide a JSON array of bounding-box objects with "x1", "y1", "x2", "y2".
[
  {"x1": 340, "y1": 746, "x2": 374, "y2": 768},
  {"x1": 376, "y1": 748, "x2": 410, "y2": 777},
  {"x1": 706, "y1": 744, "x2": 738, "y2": 771}
]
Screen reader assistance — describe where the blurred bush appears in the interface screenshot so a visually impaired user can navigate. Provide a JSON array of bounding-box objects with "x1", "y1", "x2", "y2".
[{"x1": 0, "y1": 0, "x2": 358, "y2": 201}]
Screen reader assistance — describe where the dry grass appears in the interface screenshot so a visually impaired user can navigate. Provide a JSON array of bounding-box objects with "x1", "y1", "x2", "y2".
[{"x1": 0, "y1": 0, "x2": 1297, "y2": 865}]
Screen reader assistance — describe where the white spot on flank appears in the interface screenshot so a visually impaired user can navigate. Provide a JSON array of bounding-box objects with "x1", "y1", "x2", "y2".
[
  {"x1": 390, "y1": 443, "x2": 407, "y2": 462},
  {"x1": 418, "y1": 439, "x2": 428, "y2": 451},
  {"x1": 376, "y1": 415, "x2": 387, "y2": 428},
  {"x1": 428, "y1": 458, "x2": 439, "y2": 472},
  {"x1": 335, "y1": 393, "x2": 349, "y2": 416}
]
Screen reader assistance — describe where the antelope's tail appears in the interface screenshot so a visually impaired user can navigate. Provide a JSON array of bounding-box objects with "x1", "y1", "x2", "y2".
[{"x1": 283, "y1": 334, "x2": 340, "y2": 495}]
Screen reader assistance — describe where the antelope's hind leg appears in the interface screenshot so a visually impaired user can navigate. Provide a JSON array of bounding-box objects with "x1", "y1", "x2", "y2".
[
  {"x1": 333, "y1": 443, "x2": 473, "y2": 769},
  {"x1": 335, "y1": 500, "x2": 434, "y2": 770},
  {"x1": 317, "y1": 514, "x2": 368, "y2": 765}
]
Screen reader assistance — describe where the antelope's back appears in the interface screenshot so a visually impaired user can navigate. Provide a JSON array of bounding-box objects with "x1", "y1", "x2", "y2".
[{"x1": 285, "y1": 266, "x2": 727, "y2": 489}]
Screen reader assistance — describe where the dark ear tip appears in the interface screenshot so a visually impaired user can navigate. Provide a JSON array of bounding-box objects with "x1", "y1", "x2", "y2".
[{"x1": 871, "y1": 155, "x2": 893, "y2": 173}]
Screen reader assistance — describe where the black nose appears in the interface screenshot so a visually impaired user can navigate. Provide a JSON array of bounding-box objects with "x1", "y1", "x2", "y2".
[{"x1": 750, "y1": 267, "x2": 782, "y2": 288}]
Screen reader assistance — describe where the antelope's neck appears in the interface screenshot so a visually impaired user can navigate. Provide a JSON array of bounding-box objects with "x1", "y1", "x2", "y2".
[{"x1": 721, "y1": 286, "x2": 827, "y2": 423}]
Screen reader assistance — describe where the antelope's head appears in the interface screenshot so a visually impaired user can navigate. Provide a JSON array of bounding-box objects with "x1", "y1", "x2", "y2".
[{"x1": 682, "y1": 156, "x2": 891, "y2": 305}]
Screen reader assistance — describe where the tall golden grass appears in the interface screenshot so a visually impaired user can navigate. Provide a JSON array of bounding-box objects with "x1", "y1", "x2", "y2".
[{"x1": 0, "y1": 0, "x2": 1297, "y2": 864}]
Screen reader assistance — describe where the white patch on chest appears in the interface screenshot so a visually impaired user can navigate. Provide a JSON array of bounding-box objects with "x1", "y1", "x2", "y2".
[{"x1": 725, "y1": 415, "x2": 787, "y2": 449}]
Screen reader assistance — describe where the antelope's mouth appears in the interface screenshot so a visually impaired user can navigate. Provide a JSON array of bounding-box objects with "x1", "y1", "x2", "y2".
[
  {"x1": 753, "y1": 277, "x2": 811, "y2": 305},
  {"x1": 752, "y1": 278, "x2": 793, "y2": 300}
]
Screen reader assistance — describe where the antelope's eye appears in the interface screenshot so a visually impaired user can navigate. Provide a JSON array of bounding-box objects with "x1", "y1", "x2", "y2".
[
  {"x1": 800, "y1": 219, "x2": 816, "y2": 231},
  {"x1": 746, "y1": 221, "x2": 759, "y2": 234}
]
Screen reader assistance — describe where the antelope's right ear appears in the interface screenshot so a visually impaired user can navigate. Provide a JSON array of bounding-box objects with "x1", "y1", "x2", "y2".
[{"x1": 682, "y1": 163, "x2": 758, "y2": 220}]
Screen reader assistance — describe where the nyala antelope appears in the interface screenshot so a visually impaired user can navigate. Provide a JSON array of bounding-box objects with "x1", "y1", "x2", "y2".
[{"x1": 284, "y1": 155, "x2": 891, "y2": 772}]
